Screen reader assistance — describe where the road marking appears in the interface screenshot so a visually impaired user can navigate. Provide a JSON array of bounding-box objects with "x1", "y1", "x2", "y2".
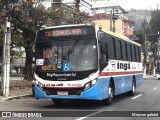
[
  {"x1": 75, "y1": 111, "x2": 102, "y2": 120},
  {"x1": 76, "y1": 117, "x2": 87, "y2": 120},
  {"x1": 131, "y1": 94, "x2": 143, "y2": 100},
  {"x1": 153, "y1": 87, "x2": 158, "y2": 91}
]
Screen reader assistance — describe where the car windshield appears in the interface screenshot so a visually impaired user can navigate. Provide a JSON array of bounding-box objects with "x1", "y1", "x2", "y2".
[{"x1": 35, "y1": 39, "x2": 98, "y2": 72}]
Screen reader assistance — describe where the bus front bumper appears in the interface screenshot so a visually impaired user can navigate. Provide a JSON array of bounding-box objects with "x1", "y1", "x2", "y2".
[{"x1": 33, "y1": 81, "x2": 106, "y2": 100}]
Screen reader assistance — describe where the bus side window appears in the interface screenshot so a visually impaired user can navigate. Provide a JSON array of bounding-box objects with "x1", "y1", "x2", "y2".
[
  {"x1": 138, "y1": 47, "x2": 141, "y2": 62},
  {"x1": 127, "y1": 44, "x2": 131, "y2": 61},
  {"x1": 99, "y1": 43, "x2": 108, "y2": 62}
]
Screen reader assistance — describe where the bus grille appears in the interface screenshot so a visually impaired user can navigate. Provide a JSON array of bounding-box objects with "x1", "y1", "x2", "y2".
[{"x1": 43, "y1": 88, "x2": 83, "y2": 96}]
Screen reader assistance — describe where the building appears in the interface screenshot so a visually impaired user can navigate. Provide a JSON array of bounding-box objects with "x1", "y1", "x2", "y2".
[
  {"x1": 90, "y1": 0, "x2": 133, "y2": 36},
  {"x1": 123, "y1": 19, "x2": 134, "y2": 36},
  {"x1": 91, "y1": 13, "x2": 125, "y2": 34}
]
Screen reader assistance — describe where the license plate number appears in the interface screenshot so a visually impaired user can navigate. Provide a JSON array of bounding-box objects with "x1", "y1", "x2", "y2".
[{"x1": 57, "y1": 91, "x2": 68, "y2": 95}]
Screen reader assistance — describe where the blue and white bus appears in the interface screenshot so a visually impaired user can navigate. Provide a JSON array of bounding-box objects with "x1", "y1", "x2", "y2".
[
  {"x1": 32, "y1": 24, "x2": 143, "y2": 105},
  {"x1": 155, "y1": 60, "x2": 160, "y2": 79}
]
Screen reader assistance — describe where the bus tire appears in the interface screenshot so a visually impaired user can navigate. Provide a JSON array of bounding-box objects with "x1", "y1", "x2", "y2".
[
  {"x1": 52, "y1": 99, "x2": 63, "y2": 105},
  {"x1": 32, "y1": 84, "x2": 35, "y2": 97},
  {"x1": 102, "y1": 82, "x2": 114, "y2": 105},
  {"x1": 128, "y1": 78, "x2": 136, "y2": 96}
]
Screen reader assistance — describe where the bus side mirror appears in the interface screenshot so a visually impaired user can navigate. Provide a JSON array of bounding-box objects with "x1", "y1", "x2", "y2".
[
  {"x1": 32, "y1": 57, "x2": 35, "y2": 64},
  {"x1": 32, "y1": 61, "x2": 35, "y2": 64}
]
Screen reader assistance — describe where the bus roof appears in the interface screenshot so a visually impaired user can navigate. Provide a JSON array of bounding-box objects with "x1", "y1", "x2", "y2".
[
  {"x1": 99, "y1": 26, "x2": 141, "y2": 47},
  {"x1": 41, "y1": 24, "x2": 91, "y2": 30},
  {"x1": 41, "y1": 24, "x2": 141, "y2": 47}
]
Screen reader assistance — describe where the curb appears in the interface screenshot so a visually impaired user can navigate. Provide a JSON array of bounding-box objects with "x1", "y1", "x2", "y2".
[{"x1": 0, "y1": 94, "x2": 33, "y2": 101}]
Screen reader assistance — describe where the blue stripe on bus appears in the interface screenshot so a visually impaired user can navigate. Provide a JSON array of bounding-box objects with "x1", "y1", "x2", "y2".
[
  {"x1": 113, "y1": 74, "x2": 143, "y2": 95},
  {"x1": 34, "y1": 74, "x2": 143, "y2": 100}
]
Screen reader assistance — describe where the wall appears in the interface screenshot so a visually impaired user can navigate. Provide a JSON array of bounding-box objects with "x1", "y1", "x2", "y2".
[
  {"x1": 92, "y1": 19, "x2": 124, "y2": 35},
  {"x1": 124, "y1": 21, "x2": 133, "y2": 36}
]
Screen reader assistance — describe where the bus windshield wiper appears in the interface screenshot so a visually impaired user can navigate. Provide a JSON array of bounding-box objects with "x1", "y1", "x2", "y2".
[{"x1": 68, "y1": 39, "x2": 80, "y2": 54}]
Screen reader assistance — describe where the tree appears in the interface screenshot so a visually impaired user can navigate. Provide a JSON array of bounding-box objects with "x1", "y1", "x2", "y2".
[
  {"x1": 9, "y1": 0, "x2": 90, "y2": 80},
  {"x1": 0, "y1": 0, "x2": 6, "y2": 62},
  {"x1": 150, "y1": 10, "x2": 160, "y2": 33},
  {"x1": 149, "y1": 9, "x2": 160, "y2": 62},
  {"x1": 0, "y1": 0, "x2": 6, "y2": 10},
  {"x1": 134, "y1": 19, "x2": 151, "y2": 35}
]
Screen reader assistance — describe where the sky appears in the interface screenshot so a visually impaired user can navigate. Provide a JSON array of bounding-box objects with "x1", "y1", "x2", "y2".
[
  {"x1": 121, "y1": 0, "x2": 160, "y2": 10},
  {"x1": 58, "y1": 0, "x2": 160, "y2": 10}
]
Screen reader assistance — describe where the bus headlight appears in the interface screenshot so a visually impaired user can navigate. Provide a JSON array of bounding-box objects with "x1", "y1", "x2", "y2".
[
  {"x1": 38, "y1": 82, "x2": 43, "y2": 89},
  {"x1": 84, "y1": 79, "x2": 97, "y2": 90},
  {"x1": 84, "y1": 82, "x2": 91, "y2": 90},
  {"x1": 91, "y1": 79, "x2": 97, "y2": 85}
]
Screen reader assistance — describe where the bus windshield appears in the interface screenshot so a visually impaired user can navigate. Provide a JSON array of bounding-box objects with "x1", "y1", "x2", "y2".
[{"x1": 35, "y1": 38, "x2": 98, "y2": 72}]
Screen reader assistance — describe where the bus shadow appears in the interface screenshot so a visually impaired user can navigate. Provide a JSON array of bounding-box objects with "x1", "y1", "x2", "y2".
[
  {"x1": 112, "y1": 91, "x2": 142, "y2": 104},
  {"x1": 39, "y1": 99, "x2": 104, "y2": 110},
  {"x1": 37, "y1": 92, "x2": 142, "y2": 110},
  {"x1": 37, "y1": 92, "x2": 140, "y2": 110}
]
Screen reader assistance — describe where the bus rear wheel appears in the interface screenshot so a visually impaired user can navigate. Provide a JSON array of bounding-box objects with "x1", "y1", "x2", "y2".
[
  {"x1": 102, "y1": 82, "x2": 114, "y2": 105},
  {"x1": 128, "y1": 79, "x2": 136, "y2": 96}
]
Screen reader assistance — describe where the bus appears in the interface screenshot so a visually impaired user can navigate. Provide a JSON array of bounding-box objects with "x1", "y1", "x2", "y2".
[
  {"x1": 155, "y1": 60, "x2": 160, "y2": 79},
  {"x1": 32, "y1": 24, "x2": 143, "y2": 105}
]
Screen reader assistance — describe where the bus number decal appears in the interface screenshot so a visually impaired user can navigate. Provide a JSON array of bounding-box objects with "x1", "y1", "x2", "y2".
[{"x1": 41, "y1": 65, "x2": 57, "y2": 71}]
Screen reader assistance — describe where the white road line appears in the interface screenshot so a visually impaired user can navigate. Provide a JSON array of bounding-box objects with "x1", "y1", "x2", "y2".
[
  {"x1": 131, "y1": 94, "x2": 143, "y2": 100},
  {"x1": 75, "y1": 111, "x2": 102, "y2": 120},
  {"x1": 153, "y1": 87, "x2": 158, "y2": 91},
  {"x1": 76, "y1": 117, "x2": 87, "y2": 120}
]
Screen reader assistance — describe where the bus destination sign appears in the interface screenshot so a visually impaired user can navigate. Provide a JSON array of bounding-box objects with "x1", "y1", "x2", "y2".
[{"x1": 45, "y1": 28, "x2": 87, "y2": 37}]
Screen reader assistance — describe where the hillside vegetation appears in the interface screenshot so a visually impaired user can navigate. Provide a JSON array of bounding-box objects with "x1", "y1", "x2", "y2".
[{"x1": 127, "y1": 9, "x2": 151, "y2": 28}]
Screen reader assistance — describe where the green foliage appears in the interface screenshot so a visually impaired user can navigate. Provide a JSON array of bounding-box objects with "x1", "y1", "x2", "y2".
[
  {"x1": 127, "y1": 9, "x2": 151, "y2": 27},
  {"x1": 0, "y1": 0, "x2": 6, "y2": 10},
  {"x1": 0, "y1": 1, "x2": 90, "y2": 80},
  {"x1": 134, "y1": 20, "x2": 151, "y2": 35},
  {"x1": 150, "y1": 10, "x2": 160, "y2": 33}
]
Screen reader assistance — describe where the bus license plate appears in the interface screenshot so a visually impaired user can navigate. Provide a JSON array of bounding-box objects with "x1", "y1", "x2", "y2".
[{"x1": 57, "y1": 91, "x2": 68, "y2": 95}]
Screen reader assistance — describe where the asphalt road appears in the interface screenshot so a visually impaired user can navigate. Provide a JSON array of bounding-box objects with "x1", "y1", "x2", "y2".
[{"x1": 0, "y1": 78, "x2": 160, "y2": 120}]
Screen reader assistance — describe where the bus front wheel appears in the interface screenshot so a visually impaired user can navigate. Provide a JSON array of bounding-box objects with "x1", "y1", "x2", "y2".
[
  {"x1": 32, "y1": 84, "x2": 35, "y2": 97},
  {"x1": 52, "y1": 99, "x2": 63, "y2": 105},
  {"x1": 102, "y1": 82, "x2": 114, "y2": 105}
]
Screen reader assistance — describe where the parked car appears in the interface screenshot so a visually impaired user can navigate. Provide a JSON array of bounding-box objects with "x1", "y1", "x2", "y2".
[
  {"x1": 0, "y1": 64, "x2": 17, "y2": 74},
  {"x1": 10, "y1": 66, "x2": 17, "y2": 74}
]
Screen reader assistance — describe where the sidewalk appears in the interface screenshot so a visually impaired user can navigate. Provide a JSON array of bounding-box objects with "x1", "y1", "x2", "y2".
[
  {"x1": 144, "y1": 75, "x2": 157, "y2": 80},
  {"x1": 0, "y1": 80, "x2": 32, "y2": 101}
]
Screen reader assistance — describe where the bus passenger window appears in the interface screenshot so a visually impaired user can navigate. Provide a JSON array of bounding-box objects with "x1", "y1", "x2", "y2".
[{"x1": 100, "y1": 43, "x2": 108, "y2": 62}]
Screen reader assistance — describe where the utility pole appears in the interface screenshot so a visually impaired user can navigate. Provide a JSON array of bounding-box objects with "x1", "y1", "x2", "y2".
[
  {"x1": 1, "y1": 1, "x2": 11, "y2": 97},
  {"x1": 158, "y1": 31, "x2": 160, "y2": 61},
  {"x1": 143, "y1": 18, "x2": 147, "y2": 78},
  {"x1": 52, "y1": 0, "x2": 62, "y2": 25},
  {"x1": 75, "y1": 0, "x2": 80, "y2": 10},
  {"x1": 74, "y1": 0, "x2": 80, "y2": 24},
  {"x1": 110, "y1": 10, "x2": 112, "y2": 31},
  {"x1": 2, "y1": 18, "x2": 11, "y2": 97},
  {"x1": 157, "y1": 4, "x2": 159, "y2": 61},
  {"x1": 110, "y1": 7, "x2": 125, "y2": 32}
]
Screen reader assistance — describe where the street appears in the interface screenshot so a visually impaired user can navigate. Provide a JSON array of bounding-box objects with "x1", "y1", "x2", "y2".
[{"x1": 0, "y1": 78, "x2": 160, "y2": 120}]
